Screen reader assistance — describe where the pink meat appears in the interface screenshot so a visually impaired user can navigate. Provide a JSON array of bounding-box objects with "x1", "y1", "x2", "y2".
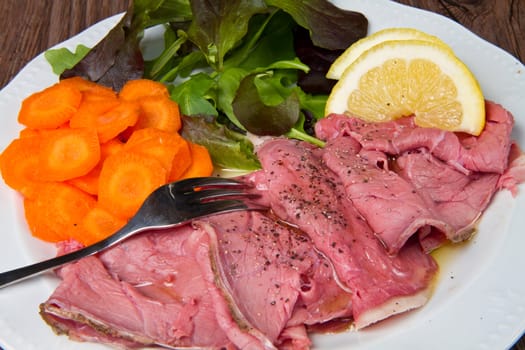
[
  {"x1": 40, "y1": 225, "x2": 242, "y2": 349},
  {"x1": 40, "y1": 211, "x2": 353, "y2": 350},
  {"x1": 396, "y1": 150, "x2": 500, "y2": 245},
  {"x1": 498, "y1": 143, "x2": 525, "y2": 196},
  {"x1": 253, "y1": 138, "x2": 438, "y2": 329},
  {"x1": 315, "y1": 100, "x2": 514, "y2": 174},
  {"x1": 313, "y1": 101, "x2": 519, "y2": 253},
  {"x1": 203, "y1": 211, "x2": 353, "y2": 347},
  {"x1": 321, "y1": 135, "x2": 453, "y2": 254}
]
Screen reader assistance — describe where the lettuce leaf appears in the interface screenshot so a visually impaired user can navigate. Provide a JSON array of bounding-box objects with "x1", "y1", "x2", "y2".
[
  {"x1": 181, "y1": 115, "x2": 261, "y2": 170},
  {"x1": 265, "y1": 0, "x2": 367, "y2": 50},
  {"x1": 187, "y1": 0, "x2": 268, "y2": 70},
  {"x1": 45, "y1": 45, "x2": 91, "y2": 75},
  {"x1": 46, "y1": 0, "x2": 367, "y2": 170}
]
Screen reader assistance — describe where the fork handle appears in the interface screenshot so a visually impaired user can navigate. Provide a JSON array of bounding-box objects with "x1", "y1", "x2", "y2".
[
  {"x1": 0, "y1": 219, "x2": 145, "y2": 289},
  {"x1": 0, "y1": 243, "x2": 103, "y2": 288}
]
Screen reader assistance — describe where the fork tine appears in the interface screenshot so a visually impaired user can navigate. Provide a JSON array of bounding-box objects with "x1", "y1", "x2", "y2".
[
  {"x1": 171, "y1": 177, "x2": 246, "y2": 193},
  {"x1": 187, "y1": 188, "x2": 259, "y2": 203},
  {"x1": 189, "y1": 198, "x2": 267, "y2": 218},
  {"x1": 190, "y1": 199, "x2": 249, "y2": 217}
]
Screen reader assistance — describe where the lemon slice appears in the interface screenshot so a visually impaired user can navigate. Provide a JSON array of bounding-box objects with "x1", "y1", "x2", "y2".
[
  {"x1": 327, "y1": 28, "x2": 450, "y2": 80},
  {"x1": 325, "y1": 40, "x2": 485, "y2": 135}
]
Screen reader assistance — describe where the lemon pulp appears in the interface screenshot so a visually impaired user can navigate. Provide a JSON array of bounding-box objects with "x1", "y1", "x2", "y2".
[{"x1": 325, "y1": 39, "x2": 485, "y2": 135}]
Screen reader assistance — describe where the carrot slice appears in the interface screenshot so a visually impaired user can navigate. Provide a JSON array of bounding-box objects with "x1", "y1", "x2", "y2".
[
  {"x1": 100, "y1": 138, "x2": 125, "y2": 157},
  {"x1": 125, "y1": 128, "x2": 184, "y2": 173},
  {"x1": 78, "y1": 206, "x2": 126, "y2": 246},
  {"x1": 24, "y1": 182, "x2": 96, "y2": 243},
  {"x1": 39, "y1": 128, "x2": 100, "y2": 182},
  {"x1": 66, "y1": 167, "x2": 100, "y2": 195},
  {"x1": 18, "y1": 83, "x2": 82, "y2": 129},
  {"x1": 19, "y1": 128, "x2": 40, "y2": 138},
  {"x1": 179, "y1": 142, "x2": 214, "y2": 180},
  {"x1": 98, "y1": 151, "x2": 167, "y2": 219},
  {"x1": 66, "y1": 138, "x2": 124, "y2": 195},
  {"x1": 122, "y1": 127, "x2": 159, "y2": 146},
  {"x1": 168, "y1": 137, "x2": 193, "y2": 181},
  {"x1": 96, "y1": 101, "x2": 140, "y2": 143},
  {"x1": 69, "y1": 90, "x2": 120, "y2": 129},
  {"x1": 134, "y1": 96, "x2": 182, "y2": 133},
  {"x1": 119, "y1": 79, "x2": 170, "y2": 101},
  {"x1": 0, "y1": 137, "x2": 43, "y2": 198},
  {"x1": 60, "y1": 77, "x2": 116, "y2": 98}
]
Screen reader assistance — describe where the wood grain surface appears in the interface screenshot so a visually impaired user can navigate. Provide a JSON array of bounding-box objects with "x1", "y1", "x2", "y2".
[{"x1": 0, "y1": 0, "x2": 524, "y2": 349}]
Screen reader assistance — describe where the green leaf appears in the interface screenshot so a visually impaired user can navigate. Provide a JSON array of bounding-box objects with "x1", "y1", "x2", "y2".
[
  {"x1": 147, "y1": 29, "x2": 188, "y2": 79},
  {"x1": 214, "y1": 61, "x2": 307, "y2": 129},
  {"x1": 224, "y1": 10, "x2": 297, "y2": 71},
  {"x1": 286, "y1": 127, "x2": 325, "y2": 147},
  {"x1": 158, "y1": 50, "x2": 207, "y2": 82},
  {"x1": 252, "y1": 70, "x2": 296, "y2": 106},
  {"x1": 181, "y1": 115, "x2": 261, "y2": 170},
  {"x1": 264, "y1": 0, "x2": 368, "y2": 50},
  {"x1": 216, "y1": 67, "x2": 250, "y2": 130},
  {"x1": 297, "y1": 89, "x2": 328, "y2": 120},
  {"x1": 170, "y1": 73, "x2": 218, "y2": 116},
  {"x1": 187, "y1": 0, "x2": 269, "y2": 70},
  {"x1": 44, "y1": 45, "x2": 91, "y2": 75},
  {"x1": 232, "y1": 72, "x2": 300, "y2": 135},
  {"x1": 146, "y1": 0, "x2": 192, "y2": 27},
  {"x1": 59, "y1": 3, "x2": 145, "y2": 91}
]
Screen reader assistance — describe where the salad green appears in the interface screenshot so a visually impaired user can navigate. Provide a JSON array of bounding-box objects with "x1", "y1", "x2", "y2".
[{"x1": 46, "y1": 0, "x2": 367, "y2": 170}]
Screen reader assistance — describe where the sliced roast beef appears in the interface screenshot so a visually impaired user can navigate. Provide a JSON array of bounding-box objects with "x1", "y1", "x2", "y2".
[
  {"x1": 321, "y1": 135, "x2": 453, "y2": 254},
  {"x1": 202, "y1": 211, "x2": 352, "y2": 347},
  {"x1": 498, "y1": 143, "x2": 525, "y2": 196},
  {"x1": 253, "y1": 138, "x2": 438, "y2": 329},
  {"x1": 320, "y1": 133, "x2": 503, "y2": 253},
  {"x1": 458, "y1": 101, "x2": 514, "y2": 173},
  {"x1": 315, "y1": 100, "x2": 514, "y2": 174},
  {"x1": 40, "y1": 211, "x2": 353, "y2": 349},
  {"x1": 40, "y1": 225, "x2": 243, "y2": 349},
  {"x1": 395, "y1": 149, "x2": 500, "y2": 245}
]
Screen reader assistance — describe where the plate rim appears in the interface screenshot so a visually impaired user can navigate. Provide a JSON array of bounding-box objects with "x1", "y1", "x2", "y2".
[{"x1": 1, "y1": 2, "x2": 524, "y2": 349}]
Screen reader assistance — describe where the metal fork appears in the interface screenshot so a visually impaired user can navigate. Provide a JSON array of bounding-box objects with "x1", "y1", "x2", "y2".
[{"x1": 0, "y1": 177, "x2": 265, "y2": 288}]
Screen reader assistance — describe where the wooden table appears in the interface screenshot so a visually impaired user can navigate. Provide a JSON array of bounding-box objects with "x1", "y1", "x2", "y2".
[{"x1": 0, "y1": 0, "x2": 523, "y2": 349}]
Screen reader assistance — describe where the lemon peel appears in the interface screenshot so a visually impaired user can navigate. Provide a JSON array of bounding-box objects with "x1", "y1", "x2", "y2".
[{"x1": 327, "y1": 27, "x2": 450, "y2": 80}]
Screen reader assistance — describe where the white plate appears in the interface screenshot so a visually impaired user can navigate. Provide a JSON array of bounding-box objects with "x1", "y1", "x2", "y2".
[{"x1": 1, "y1": 1, "x2": 524, "y2": 349}]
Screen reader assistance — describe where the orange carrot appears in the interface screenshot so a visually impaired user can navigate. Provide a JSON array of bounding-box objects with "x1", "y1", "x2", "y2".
[
  {"x1": 167, "y1": 137, "x2": 193, "y2": 181},
  {"x1": 125, "y1": 128, "x2": 184, "y2": 173},
  {"x1": 134, "y1": 96, "x2": 182, "y2": 133},
  {"x1": 78, "y1": 206, "x2": 126, "y2": 246},
  {"x1": 178, "y1": 142, "x2": 214, "y2": 179},
  {"x1": 38, "y1": 128, "x2": 100, "y2": 182},
  {"x1": 95, "y1": 101, "x2": 140, "y2": 143},
  {"x1": 69, "y1": 90, "x2": 120, "y2": 129},
  {"x1": 100, "y1": 138, "x2": 125, "y2": 157},
  {"x1": 66, "y1": 168, "x2": 100, "y2": 195},
  {"x1": 18, "y1": 128, "x2": 40, "y2": 139},
  {"x1": 60, "y1": 77, "x2": 116, "y2": 98},
  {"x1": 122, "y1": 127, "x2": 162, "y2": 146},
  {"x1": 23, "y1": 182, "x2": 96, "y2": 243},
  {"x1": 0, "y1": 137, "x2": 43, "y2": 198},
  {"x1": 18, "y1": 83, "x2": 82, "y2": 129},
  {"x1": 66, "y1": 138, "x2": 124, "y2": 195},
  {"x1": 3, "y1": 77, "x2": 218, "y2": 247},
  {"x1": 98, "y1": 151, "x2": 167, "y2": 219},
  {"x1": 119, "y1": 79, "x2": 170, "y2": 101}
]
